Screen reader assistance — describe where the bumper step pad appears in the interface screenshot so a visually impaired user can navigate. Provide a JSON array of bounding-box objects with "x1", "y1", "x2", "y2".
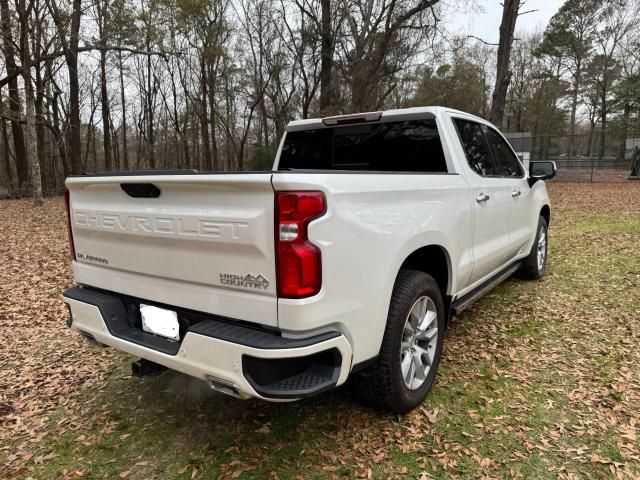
[
  {"x1": 242, "y1": 349, "x2": 341, "y2": 399},
  {"x1": 267, "y1": 371, "x2": 332, "y2": 392}
]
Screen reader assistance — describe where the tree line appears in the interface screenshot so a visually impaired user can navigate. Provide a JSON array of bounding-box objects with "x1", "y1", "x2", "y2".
[
  {"x1": 416, "y1": 0, "x2": 640, "y2": 161},
  {"x1": 0, "y1": 0, "x2": 639, "y2": 205}
]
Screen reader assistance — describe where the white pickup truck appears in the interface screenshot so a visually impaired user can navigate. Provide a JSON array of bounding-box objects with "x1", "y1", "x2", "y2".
[{"x1": 63, "y1": 107, "x2": 556, "y2": 413}]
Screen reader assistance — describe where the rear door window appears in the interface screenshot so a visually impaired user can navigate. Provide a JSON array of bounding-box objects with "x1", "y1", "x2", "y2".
[
  {"x1": 453, "y1": 119, "x2": 494, "y2": 176},
  {"x1": 278, "y1": 119, "x2": 448, "y2": 173},
  {"x1": 484, "y1": 128, "x2": 524, "y2": 177}
]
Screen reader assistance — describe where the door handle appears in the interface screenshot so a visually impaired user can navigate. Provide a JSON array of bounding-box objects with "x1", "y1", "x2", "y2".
[
  {"x1": 511, "y1": 189, "x2": 521, "y2": 198},
  {"x1": 475, "y1": 193, "x2": 490, "y2": 203}
]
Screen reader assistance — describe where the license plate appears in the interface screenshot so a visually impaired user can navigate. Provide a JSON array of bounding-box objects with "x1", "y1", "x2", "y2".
[{"x1": 140, "y1": 304, "x2": 180, "y2": 341}]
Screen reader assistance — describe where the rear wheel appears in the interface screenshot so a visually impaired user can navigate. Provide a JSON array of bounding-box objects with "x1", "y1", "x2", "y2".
[
  {"x1": 517, "y1": 216, "x2": 548, "y2": 280},
  {"x1": 352, "y1": 270, "x2": 445, "y2": 413}
]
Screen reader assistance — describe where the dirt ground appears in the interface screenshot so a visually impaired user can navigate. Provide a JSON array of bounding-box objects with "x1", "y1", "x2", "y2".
[{"x1": 1, "y1": 181, "x2": 639, "y2": 479}]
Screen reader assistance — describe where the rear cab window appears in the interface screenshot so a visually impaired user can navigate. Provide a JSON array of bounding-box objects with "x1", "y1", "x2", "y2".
[{"x1": 278, "y1": 119, "x2": 448, "y2": 173}]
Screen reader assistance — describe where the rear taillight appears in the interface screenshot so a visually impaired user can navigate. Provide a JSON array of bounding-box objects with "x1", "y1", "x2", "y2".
[
  {"x1": 64, "y1": 189, "x2": 76, "y2": 260},
  {"x1": 275, "y1": 191, "x2": 326, "y2": 298}
]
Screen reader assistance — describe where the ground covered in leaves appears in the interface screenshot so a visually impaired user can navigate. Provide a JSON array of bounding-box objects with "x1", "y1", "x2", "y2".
[{"x1": 1, "y1": 182, "x2": 639, "y2": 479}]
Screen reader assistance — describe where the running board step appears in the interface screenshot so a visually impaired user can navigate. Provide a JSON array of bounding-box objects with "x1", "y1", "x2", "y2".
[{"x1": 450, "y1": 262, "x2": 521, "y2": 317}]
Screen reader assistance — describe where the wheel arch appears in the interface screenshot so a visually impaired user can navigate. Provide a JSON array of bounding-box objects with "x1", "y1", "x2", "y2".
[
  {"x1": 397, "y1": 244, "x2": 453, "y2": 326},
  {"x1": 540, "y1": 204, "x2": 551, "y2": 227},
  {"x1": 398, "y1": 245, "x2": 451, "y2": 294}
]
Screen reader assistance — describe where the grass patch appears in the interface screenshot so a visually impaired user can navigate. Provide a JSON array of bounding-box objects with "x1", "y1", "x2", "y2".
[{"x1": 2, "y1": 182, "x2": 640, "y2": 479}]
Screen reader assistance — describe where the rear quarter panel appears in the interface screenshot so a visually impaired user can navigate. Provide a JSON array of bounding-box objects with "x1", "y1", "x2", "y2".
[{"x1": 272, "y1": 173, "x2": 473, "y2": 364}]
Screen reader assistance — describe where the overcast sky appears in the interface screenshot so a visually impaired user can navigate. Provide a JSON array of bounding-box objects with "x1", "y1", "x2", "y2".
[{"x1": 447, "y1": 1, "x2": 564, "y2": 43}]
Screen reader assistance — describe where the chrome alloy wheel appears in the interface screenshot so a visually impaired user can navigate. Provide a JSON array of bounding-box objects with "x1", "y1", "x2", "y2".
[
  {"x1": 400, "y1": 296, "x2": 438, "y2": 390},
  {"x1": 537, "y1": 227, "x2": 547, "y2": 271}
]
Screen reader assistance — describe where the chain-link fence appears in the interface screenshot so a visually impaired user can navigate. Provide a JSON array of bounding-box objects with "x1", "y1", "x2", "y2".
[
  {"x1": 2, "y1": 131, "x2": 640, "y2": 199},
  {"x1": 505, "y1": 131, "x2": 640, "y2": 182}
]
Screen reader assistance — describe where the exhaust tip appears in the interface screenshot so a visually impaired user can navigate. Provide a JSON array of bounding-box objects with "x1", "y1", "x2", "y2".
[{"x1": 206, "y1": 376, "x2": 242, "y2": 398}]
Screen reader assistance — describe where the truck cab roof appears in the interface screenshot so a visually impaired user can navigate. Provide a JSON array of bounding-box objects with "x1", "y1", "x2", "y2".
[{"x1": 285, "y1": 106, "x2": 488, "y2": 132}]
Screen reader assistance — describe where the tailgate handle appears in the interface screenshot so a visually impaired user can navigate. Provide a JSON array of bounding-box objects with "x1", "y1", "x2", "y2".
[{"x1": 121, "y1": 183, "x2": 161, "y2": 198}]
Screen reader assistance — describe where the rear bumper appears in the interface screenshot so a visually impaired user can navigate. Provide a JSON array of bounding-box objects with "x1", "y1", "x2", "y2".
[{"x1": 63, "y1": 286, "x2": 352, "y2": 401}]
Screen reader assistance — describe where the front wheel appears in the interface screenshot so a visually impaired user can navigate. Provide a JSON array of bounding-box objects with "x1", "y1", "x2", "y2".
[
  {"x1": 352, "y1": 270, "x2": 445, "y2": 413},
  {"x1": 517, "y1": 216, "x2": 548, "y2": 280}
]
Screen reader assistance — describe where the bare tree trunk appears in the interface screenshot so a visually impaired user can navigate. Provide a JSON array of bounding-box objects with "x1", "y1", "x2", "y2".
[
  {"x1": 350, "y1": 60, "x2": 369, "y2": 112},
  {"x1": 92, "y1": 125, "x2": 98, "y2": 170},
  {"x1": 178, "y1": 67, "x2": 191, "y2": 169},
  {"x1": 100, "y1": 50, "x2": 112, "y2": 170},
  {"x1": 182, "y1": 113, "x2": 190, "y2": 169},
  {"x1": 599, "y1": 91, "x2": 607, "y2": 161},
  {"x1": 0, "y1": 127, "x2": 8, "y2": 184},
  {"x1": 136, "y1": 111, "x2": 143, "y2": 169},
  {"x1": 0, "y1": 0, "x2": 28, "y2": 189},
  {"x1": 224, "y1": 74, "x2": 232, "y2": 170},
  {"x1": 69, "y1": 0, "x2": 82, "y2": 175},
  {"x1": 159, "y1": 58, "x2": 182, "y2": 168},
  {"x1": 97, "y1": 0, "x2": 112, "y2": 170},
  {"x1": 238, "y1": 144, "x2": 244, "y2": 172},
  {"x1": 617, "y1": 102, "x2": 631, "y2": 162},
  {"x1": 50, "y1": 88, "x2": 69, "y2": 178},
  {"x1": 49, "y1": 0, "x2": 82, "y2": 174},
  {"x1": 199, "y1": 59, "x2": 212, "y2": 171},
  {"x1": 0, "y1": 90, "x2": 16, "y2": 192},
  {"x1": 34, "y1": 72, "x2": 47, "y2": 192},
  {"x1": 489, "y1": 0, "x2": 521, "y2": 127},
  {"x1": 192, "y1": 112, "x2": 200, "y2": 169},
  {"x1": 118, "y1": 50, "x2": 129, "y2": 170},
  {"x1": 18, "y1": 2, "x2": 42, "y2": 206},
  {"x1": 0, "y1": 93, "x2": 15, "y2": 192},
  {"x1": 84, "y1": 81, "x2": 100, "y2": 171},
  {"x1": 568, "y1": 60, "x2": 581, "y2": 159},
  {"x1": 207, "y1": 62, "x2": 219, "y2": 170},
  {"x1": 318, "y1": 0, "x2": 333, "y2": 112},
  {"x1": 586, "y1": 117, "x2": 596, "y2": 157},
  {"x1": 146, "y1": 53, "x2": 155, "y2": 168},
  {"x1": 31, "y1": 26, "x2": 49, "y2": 193},
  {"x1": 161, "y1": 114, "x2": 169, "y2": 168},
  {"x1": 23, "y1": 84, "x2": 42, "y2": 206},
  {"x1": 111, "y1": 119, "x2": 120, "y2": 169},
  {"x1": 1, "y1": 119, "x2": 13, "y2": 189}
]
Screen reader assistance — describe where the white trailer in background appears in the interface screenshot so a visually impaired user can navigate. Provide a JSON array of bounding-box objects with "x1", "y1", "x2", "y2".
[{"x1": 504, "y1": 132, "x2": 532, "y2": 171}]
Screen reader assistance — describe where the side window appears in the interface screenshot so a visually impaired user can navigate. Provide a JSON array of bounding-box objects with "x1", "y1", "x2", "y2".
[
  {"x1": 453, "y1": 119, "x2": 494, "y2": 176},
  {"x1": 484, "y1": 128, "x2": 524, "y2": 177}
]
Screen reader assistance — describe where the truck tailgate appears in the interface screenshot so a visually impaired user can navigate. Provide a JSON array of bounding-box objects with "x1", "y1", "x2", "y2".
[{"x1": 66, "y1": 173, "x2": 278, "y2": 327}]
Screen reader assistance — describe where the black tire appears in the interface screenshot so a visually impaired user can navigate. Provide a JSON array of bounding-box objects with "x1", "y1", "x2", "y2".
[
  {"x1": 352, "y1": 270, "x2": 445, "y2": 414},
  {"x1": 517, "y1": 216, "x2": 548, "y2": 280}
]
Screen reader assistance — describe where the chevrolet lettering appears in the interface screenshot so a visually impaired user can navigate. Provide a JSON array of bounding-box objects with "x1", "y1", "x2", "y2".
[{"x1": 73, "y1": 211, "x2": 249, "y2": 240}]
